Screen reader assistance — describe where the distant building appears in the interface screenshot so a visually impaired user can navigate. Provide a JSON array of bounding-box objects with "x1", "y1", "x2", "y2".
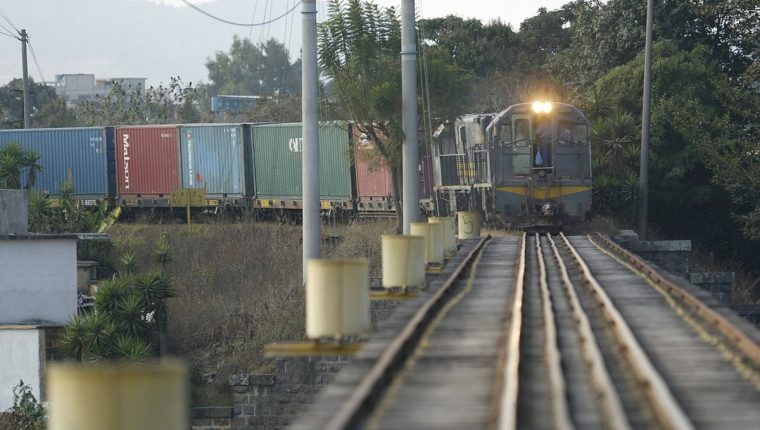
[
  {"x1": 54, "y1": 74, "x2": 147, "y2": 106},
  {"x1": 211, "y1": 95, "x2": 261, "y2": 114}
]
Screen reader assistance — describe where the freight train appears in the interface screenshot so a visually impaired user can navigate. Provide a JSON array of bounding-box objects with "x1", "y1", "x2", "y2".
[
  {"x1": 0, "y1": 122, "x2": 434, "y2": 221},
  {"x1": 430, "y1": 102, "x2": 592, "y2": 229}
]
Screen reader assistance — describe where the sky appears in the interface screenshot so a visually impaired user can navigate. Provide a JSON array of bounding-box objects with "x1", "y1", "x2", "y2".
[{"x1": 0, "y1": 0, "x2": 570, "y2": 88}]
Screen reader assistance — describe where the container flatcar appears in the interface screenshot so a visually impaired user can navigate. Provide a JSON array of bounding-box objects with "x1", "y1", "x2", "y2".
[
  {"x1": 250, "y1": 122, "x2": 353, "y2": 217},
  {"x1": 114, "y1": 125, "x2": 180, "y2": 207},
  {"x1": 179, "y1": 124, "x2": 250, "y2": 206},
  {"x1": 0, "y1": 127, "x2": 112, "y2": 203}
]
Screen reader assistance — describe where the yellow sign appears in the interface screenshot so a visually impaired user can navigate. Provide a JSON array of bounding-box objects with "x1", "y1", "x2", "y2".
[{"x1": 171, "y1": 188, "x2": 206, "y2": 208}]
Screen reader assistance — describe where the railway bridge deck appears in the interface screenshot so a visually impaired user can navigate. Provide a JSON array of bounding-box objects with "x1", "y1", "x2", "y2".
[{"x1": 292, "y1": 234, "x2": 760, "y2": 430}]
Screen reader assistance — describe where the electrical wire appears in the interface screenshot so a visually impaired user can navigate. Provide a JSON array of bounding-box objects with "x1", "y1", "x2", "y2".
[
  {"x1": 28, "y1": 40, "x2": 47, "y2": 85},
  {"x1": 0, "y1": 29, "x2": 17, "y2": 40},
  {"x1": 0, "y1": 22, "x2": 17, "y2": 39},
  {"x1": 180, "y1": 0, "x2": 302, "y2": 27},
  {"x1": 0, "y1": 6, "x2": 19, "y2": 33},
  {"x1": 248, "y1": 0, "x2": 259, "y2": 40}
]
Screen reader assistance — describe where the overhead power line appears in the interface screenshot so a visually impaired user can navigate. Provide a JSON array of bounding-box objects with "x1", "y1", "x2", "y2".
[
  {"x1": 28, "y1": 40, "x2": 47, "y2": 85},
  {"x1": 0, "y1": 29, "x2": 17, "y2": 40},
  {"x1": 180, "y1": 0, "x2": 302, "y2": 27},
  {"x1": 0, "y1": 6, "x2": 19, "y2": 33}
]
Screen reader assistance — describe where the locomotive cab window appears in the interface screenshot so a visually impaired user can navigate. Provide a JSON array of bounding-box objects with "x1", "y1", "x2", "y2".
[{"x1": 512, "y1": 117, "x2": 532, "y2": 175}]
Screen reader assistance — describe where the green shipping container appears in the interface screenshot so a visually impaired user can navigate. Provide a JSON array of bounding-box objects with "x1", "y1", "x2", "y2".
[{"x1": 251, "y1": 122, "x2": 352, "y2": 200}]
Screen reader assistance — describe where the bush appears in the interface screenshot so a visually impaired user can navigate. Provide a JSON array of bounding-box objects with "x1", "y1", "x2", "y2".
[{"x1": 0, "y1": 381, "x2": 46, "y2": 430}]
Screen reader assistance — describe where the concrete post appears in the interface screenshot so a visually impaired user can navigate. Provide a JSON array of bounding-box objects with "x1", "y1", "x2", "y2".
[
  {"x1": 401, "y1": 0, "x2": 419, "y2": 234},
  {"x1": 638, "y1": 0, "x2": 654, "y2": 239},
  {"x1": 301, "y1": 0, "x2": 320, "y2": 280},
  {"x1": 21, "y1": 29, "x2": 31, "y2": 129}
]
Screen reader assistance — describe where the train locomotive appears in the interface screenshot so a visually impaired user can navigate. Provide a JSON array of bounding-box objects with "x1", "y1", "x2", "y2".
[{"x1": 431, "y1": 102, "x2": 592, "y2": 229}]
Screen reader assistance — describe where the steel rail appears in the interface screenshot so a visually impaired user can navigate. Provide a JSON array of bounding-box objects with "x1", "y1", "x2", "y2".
[
  {"x1": 324, "y1": 236, "x2": 490, "y2": 430},
  {"x1": 558, "y1": 233, "x2": 694, "y2": 430},
  {"x1": 494, "y1": 232, "x2": 527, "y2": 430},
  {"x1": 535, "y1": 236, "x2": 575, "y2": 430},
  {"x1": 546, "y1": 235, "x2": 631, "y2": 430},
  {"x1": 592, "y1": 233, "x2": 760, "y2": 368}
]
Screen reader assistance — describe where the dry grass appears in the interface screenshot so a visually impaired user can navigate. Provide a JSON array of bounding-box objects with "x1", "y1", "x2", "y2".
[{"x1": 109, "y1": 219, "x2": 395, "y2": 405}]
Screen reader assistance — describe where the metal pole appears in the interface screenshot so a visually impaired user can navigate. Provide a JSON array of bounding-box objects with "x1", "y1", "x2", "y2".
[
  {"x1": 302, "y1": 0, "x2": 320, "y2": 280},
  {"x1": 20, "y1": 29, "x2": 31, "y2": 129},
  {"x1": 401, "y1": 0, "x2": 420, "y2": 234},
  {"x1": 638, "y1": 0, "x2": 653, "y2": 239}
]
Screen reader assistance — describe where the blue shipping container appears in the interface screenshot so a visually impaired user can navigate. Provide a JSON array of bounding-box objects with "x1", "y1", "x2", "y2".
[
  {"x1": 0, "y1": 127, "x2": 112, "y2": 198},
  {"x1": 179, "y1": 124, "x2": 248, "y2": 197}
]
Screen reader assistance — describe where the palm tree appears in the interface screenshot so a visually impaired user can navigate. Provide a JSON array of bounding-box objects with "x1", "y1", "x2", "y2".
[{"x1": 0, "y1": 143, "x2": 44, "y2": 190}]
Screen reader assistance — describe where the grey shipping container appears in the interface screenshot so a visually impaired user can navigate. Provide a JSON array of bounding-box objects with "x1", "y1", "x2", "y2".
[
  {"x1": 251, "y1": 122, "x2": 352, "y2": 200},
  {"x1": 0, "y1": 127, "x2": 112, "y2": 198},
  {"x1": 179, "y1": 124, "x2": 249, "y2": 198}
]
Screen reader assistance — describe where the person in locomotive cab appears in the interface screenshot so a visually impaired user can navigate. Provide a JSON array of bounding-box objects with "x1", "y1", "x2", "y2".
[{"x1": 534, "y1": 118, "x2": 552, "y2": 168}]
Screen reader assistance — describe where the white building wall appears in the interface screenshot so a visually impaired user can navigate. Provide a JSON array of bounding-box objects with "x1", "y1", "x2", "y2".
[
  {"x1": 0, "y1": 239, "x2": 77, "y2": 325},
  {"x1": 0, "y1": 329, "x2": 42, "y2": 411}
]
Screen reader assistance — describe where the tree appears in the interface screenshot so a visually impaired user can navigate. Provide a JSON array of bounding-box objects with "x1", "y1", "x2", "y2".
[
  {"x1": 0, "y1": 78, "x2": 56, "y2": 129},
  {"x1": 78, "y1": 77, "x2": 199, "y2": 126},
  {"x1": 319, "y1": 0, "x2": 473, "y2": 230},
  {"x1": 34, "y1": 98, "x2": 78, "y2": 128},
  {"x1": 206, "y1": 36, "x2": 301, "y2": 97},
  {"x1": 589, "y1": 40, "x2": 759, "y2": 260}
]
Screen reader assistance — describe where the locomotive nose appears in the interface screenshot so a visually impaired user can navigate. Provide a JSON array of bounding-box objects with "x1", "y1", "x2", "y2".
[{"x1": 541, "y1": 202, "x2": 556, "y2": 217}]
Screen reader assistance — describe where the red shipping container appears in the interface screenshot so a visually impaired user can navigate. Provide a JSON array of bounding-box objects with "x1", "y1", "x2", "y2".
[
  {"x1": 353, "y1": 126, "x2": 394, "y2": 200},
  {"x1": 115, "y1": 126, "x2": 180, "y2": 197}
]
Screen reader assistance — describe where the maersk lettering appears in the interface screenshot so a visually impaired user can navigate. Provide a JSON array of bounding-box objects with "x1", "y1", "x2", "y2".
[{"x1": 122, "y1": 134, "x2": 130, "y2": 190}]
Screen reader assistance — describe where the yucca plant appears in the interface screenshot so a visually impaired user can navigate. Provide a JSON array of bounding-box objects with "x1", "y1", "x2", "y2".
[
  {"x1": 82, "y1": 313, "x2": 118, "y2": 362},
  {"x1": 113, "y1": 334, "x2": 154, "y2": 362},
  {"x1": 94, "y1": 276, "x2": 130, "y2": 317},
  {"x1": 27, "y1": 191, "x2": 52, "y2": 233},
  {"x1": 152, "y1": 235, "x2": 173, "y2": 267},
  {"x1": 115, "y1": 293, "x2": 152, "y2": 339},
  {"x1": 118, "y1": 250, "x2": 138, "y2": 275},
  {"x1": 59, "y1": 315, "x2": 88, "y2": 362},
  {"x1": 133, "y1": 270, "x2": 176, "y2": 356}
]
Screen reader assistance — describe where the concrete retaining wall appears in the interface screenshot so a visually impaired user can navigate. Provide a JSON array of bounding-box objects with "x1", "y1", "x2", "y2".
[
  {"x1": 623, "y1": 240, "x2": 692, "y2": 278},
  {"x1": 690, "y1": 272, "x2": 735, "y2": 305}
]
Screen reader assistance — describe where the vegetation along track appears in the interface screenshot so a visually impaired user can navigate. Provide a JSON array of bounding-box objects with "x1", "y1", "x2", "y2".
[{"x1": 298, "y1": 233, "x2": 760, "y2": 429}]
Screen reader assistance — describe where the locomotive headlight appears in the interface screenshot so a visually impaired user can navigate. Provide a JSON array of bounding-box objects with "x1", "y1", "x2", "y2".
[{"x1": 532, "y1": 101, "x2": 554, "y2": 113}]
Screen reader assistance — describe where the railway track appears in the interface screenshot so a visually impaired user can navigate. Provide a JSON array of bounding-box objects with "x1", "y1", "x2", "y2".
[{"x1": 292, "y1": 234, "x2": 760, "y2": 430}]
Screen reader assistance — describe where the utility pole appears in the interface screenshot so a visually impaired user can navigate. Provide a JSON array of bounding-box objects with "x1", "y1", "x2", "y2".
[
  {"x1": 301, "y1": 0, "x2": 320, "y2": 280},
  {"x1": 20, "y1": 29, "x2": 31, "y2": 129},
  {"x1": 401, "y1": 0, "x2": 419, "y2": 234},
  {"x1": 638, "y1": 0, "x2": 653, "y2": 239}
]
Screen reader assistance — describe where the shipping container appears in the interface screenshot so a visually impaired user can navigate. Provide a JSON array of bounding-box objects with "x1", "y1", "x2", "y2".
[
  {"x1": 0, "y1": 127, "x2": 112, "y2": 199},
  {"x1": 114, "y1": 125, "x2": 180, "y2": 201},
  {"x1": 251, "y1": 122, "x2": 352, "y2": 202},
  {"x1": 179, "y1": 124, "x2": 249, "y2": 200},
  {"x1": 352, "y1": 125, "x2": 395, "y2": 212}
]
